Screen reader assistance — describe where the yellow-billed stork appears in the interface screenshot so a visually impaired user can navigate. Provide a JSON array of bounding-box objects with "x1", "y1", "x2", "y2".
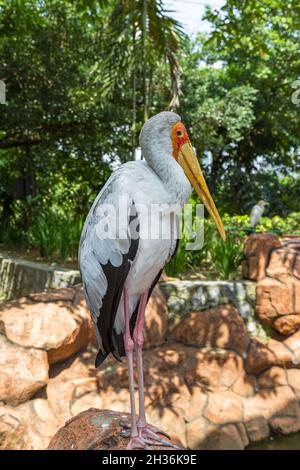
[{"x1": 79, "y1": 111, "x2": 225, "y2": 450}]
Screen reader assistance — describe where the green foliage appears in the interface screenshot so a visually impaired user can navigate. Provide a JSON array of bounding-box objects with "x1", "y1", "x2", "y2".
[
  {"x1": 166, "y1": 211, "x2": 300, "y2": 280},
  {"x1": 210, "y1": 234, "x2": 244, "y2": 281},
  {"x1": 0, "y1": 0, "x2": 299, "y2": 279}
]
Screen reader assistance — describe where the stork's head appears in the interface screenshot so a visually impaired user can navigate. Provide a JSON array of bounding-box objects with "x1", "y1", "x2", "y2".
[
  {"x1": 257, "y1": 200, "x2": 269, "y2": 209},
  {"x1": 140, "y1": 111, "x2": 226, "y2": 241}
]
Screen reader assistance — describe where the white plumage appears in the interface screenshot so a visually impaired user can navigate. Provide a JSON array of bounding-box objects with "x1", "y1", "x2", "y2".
[
  {"x1": 78, "y1": 111, "x2": 225, "y2": 450},
  {"x1": 79, "y1": 112, "x2": 191, "y2": 351},
  {"x1": 250, "y1": 200, "x2": 269, "y2": 227}
]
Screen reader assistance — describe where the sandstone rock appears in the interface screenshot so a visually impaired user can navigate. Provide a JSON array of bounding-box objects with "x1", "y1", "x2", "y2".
[
  {"x1": 146, "y1": 405, "x2": 187, "y2": 447},
  {"x1": 204, "y1": 391, "x2": 243, "y2": 424},
  {"x1": 186, "y1": 416, "x2": 207, "y2": 449},
  {"x1": 143, "y1": 287, "x2": 168, "y2": 349},
  {"x1": 244, "y1": 416, "x2": 269, "y2": 443},
  {"x1": 171, "y1": 386, "x2": 207, "y2": 423},
  {"x1": 286, "y1": 369, "x2": 300, "y2": 400},
  {"x1": 257, "y1": 366, "x2": 287, "y2": 389},
  {"x1": 200, "y1": 424, "x2": 245, "y2": 450},
  {"x1": 0, "y1": 334, "x2": 48, "y2": 405},
  {"x1": 171, "y1": 305, "x2": 249, "y2": 356},
  {"x1": 48, "y1": 408, "x2": 183, "y2": 450},
  {"x1": 235, "y1": 422, "x2": 249, "y2": 447},
  {"x1": 184, "y1": 348, "x2": 244, "y2": 390},
  {"x1": 273, "y1": 315, "x2": 300, "y2": 335},
  {"x1": 231, "y1": 373, "x2": 256, "y2": 398},
  {"x1": 245, "y1": 339, "x2": 276, "y2": 374},
  {"x1": 269, "y1": 416, "x2": 300, "y2": 435},
  {"x1": 0, "y1": 289, "x2": 93, "y2": 364},
  {"x1": 0, "y1": 399, "x2": 58, "y2": 450},
  {"x1": 71, "y1": 392, "x2": 104, "y2": 416},
  {"x1": 242, "y1": 233, "x2": 281, "y2": 281},
  {"x1": 267, "y1": 339, "x2": 293, "y2": 366},
  {"x1": 27, "y1": 288, "x2": 75, "y2": 303},
  {"x1": 47, "y1": 356, "x2": 98, "y2": 423},
  {"x1": 256, "y1": 278, "x2": 293, "y2": 323},
  {"x1": 266, "y1": 241, "x2": 300, "y2": 281},
  {"x1": 284, "y1": 329, "x2": 300, "y2": 364},
  {"x1": 243, "y1": 385, "x2": 299, "y2": 422}
]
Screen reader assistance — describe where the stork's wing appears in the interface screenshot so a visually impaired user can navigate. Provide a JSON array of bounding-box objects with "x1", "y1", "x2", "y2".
[{"x1": 79, "y1": 171, "x2": 139, "y2": 366}]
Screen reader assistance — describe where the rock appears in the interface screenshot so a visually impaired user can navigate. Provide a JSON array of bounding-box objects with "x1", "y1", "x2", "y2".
[
  {"x1": 186, "y1": 416, "x2": 208, "y2": 449},
  {"x1": 27, "y1": 288, "x2": 75, "y2": 303},
  {"x1": 267, "y1": 339, "x2": 293, "y2": 366},
  {"x1": 204, "y1": 391, "x2": 243, "y2": 424},
  {"x1": 231, "y1": 373, "x2": 256, "y2": 398},
  {"x1": 267, "y1": 241, "x2": 300, "y2": 281},
  {"x1": 47, "y1": 408, "x2": 183, "y2": 450},
  {"x1": 284, "y1": 329, "x2": 300, "y2": 365},
  {"x1": 244, "y1": 416, "x2": 269, "y2": 442},
  {"x1": 257, "y1": 366, "x2": 287, "y2": 389},
  {"x1": 200, "y1": 424, "x2": 245, "y2": 450},
  {"x1": 146, "y1": 405, "x2": 187, "y2": 447},
  {"x1": 243, "y1": 385, "x2": 299, "y2": 422},
  {"x1": 143, "y1": 287, "x2": 168, "y2": 349},
  {"x1": 273, "y1": 315, "x2": 300, "y2": 335},
  {"x1": 171, "y1": 305, "x2": 249, "y2": 356},
  {"x1": 0, "y1": 334, "x2": 48, "y2": 405},
  {"x1": 286, "y1": 369, "x2": 300, "y2": 400},
  {"x1": 184, "y1": 348, "x2": 244, "y2": 390},
  {"x1": 256, "y1": 278, "x2": 293, "y2": 322},
  {"x1": 0, "y1": 399, "x2": 59, "y2": 450},
  {"x1": 269, "y1": 416, "x2": 300, "y2": 435},
  {"x1": 170, "y1": 386, "x2": 207, "y2": 423},
  {"x1": 47, "y1": 355, "x2": 98, "y2": 423},
  {"x1": 0, "y1": 287, "x2": 93, "y2": 364},
  {"x1": 245, "y1": 339, "x2": 276, "y2": 374},
  {"x1": 242, "y1": 233, "x2": 282, "y2": 281}
]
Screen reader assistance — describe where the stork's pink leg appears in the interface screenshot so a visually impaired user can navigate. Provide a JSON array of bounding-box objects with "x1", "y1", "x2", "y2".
[
  {"x1": 123, "y1": 288, "x2": 150, "y2": 450},
  {"x1": 133, "y1": 292, "x2": 181, "y2": 450}
]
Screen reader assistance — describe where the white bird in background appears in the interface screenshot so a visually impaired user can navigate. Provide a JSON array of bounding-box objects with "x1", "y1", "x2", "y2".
[
  {"x1": 250, "y1": 200, "x2": 269, "y2": 227},
  {"x1": 79, "y1": 111, "x2": 226, "y2": 450}
]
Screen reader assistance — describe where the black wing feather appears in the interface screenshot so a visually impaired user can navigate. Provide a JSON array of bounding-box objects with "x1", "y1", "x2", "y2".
[{"x1": 95, "y1": 203, "x2": 139, "y2": 367}]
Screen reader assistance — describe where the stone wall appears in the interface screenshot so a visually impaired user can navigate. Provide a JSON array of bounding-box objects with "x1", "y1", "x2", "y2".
[
  {"x1": 0, "y1": 252, "x2": 81, "y2": 300},
  {"x1": 160, "y1": 280, "x2": 261, "y2": 335},
  {"x1": 1, "y1": 286, "x2": 300, "y2": 450}
]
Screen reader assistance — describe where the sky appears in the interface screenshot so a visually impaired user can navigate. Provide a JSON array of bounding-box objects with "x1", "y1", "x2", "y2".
[{"x1": 164, "y1": 0, "x2": 225, "y2": 35}]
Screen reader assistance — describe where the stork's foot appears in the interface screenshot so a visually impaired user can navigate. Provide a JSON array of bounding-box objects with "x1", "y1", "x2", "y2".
[
  {"x1": 138, "y1": 424, "x2": 182, "y2": 450},
  {"x1": 126, "y1": 435, "x2": 151, "y2": 450}
]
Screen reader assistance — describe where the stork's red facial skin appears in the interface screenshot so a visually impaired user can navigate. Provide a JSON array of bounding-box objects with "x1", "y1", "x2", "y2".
[{"x1": 171, "y1": 122, "x2": 190, "y2": 160}]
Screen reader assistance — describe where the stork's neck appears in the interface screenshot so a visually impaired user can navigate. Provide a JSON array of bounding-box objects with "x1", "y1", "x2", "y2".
[{"x1": 142, "y1": 141, "x2": 192, "y2": 207}]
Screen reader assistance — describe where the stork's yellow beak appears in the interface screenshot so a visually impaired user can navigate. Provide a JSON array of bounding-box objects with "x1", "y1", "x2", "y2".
[{"x1": 178, "y1": 142, "x2": 226, "y2": 241}]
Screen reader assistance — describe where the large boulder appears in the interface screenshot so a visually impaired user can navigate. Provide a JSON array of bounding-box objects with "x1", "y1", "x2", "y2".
[
  {"x1": 171, "y1": 304, "x2": 249, "y2": 356},
  {"x1": 256, "y1": 277, "x2": 300, "y2": 335},
  {"x1": 242, "y1": 233, "x2": 282, "y2": 281},
  {"x1": 244, "y1": 338, "x2": 277, "y2": 374},
  {"x1": 0, "y1": 399, "x2": 59, "y2": 450},
  {"x1": 266, "y1": 240, "x2": 300, "y2": 281},
  {"x1": 0, "y1": 334, "x2": 48, "y2": 405},
  {"x1": 47, "y1": 408, "x2": 182, "y2": 450},
  {"x1": 0, "y1": 286, "x2": 93, "y2": 364}
]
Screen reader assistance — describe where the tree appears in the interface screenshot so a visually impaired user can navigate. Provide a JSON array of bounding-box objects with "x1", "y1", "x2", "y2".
[{"x1": 177, "y1": 1, "x2": 300, "y2": 213}]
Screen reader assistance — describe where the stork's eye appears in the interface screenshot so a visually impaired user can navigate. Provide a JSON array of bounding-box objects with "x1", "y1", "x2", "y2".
[{"x1": 176, "y1": 130, "x2": 183, "y2": 137}]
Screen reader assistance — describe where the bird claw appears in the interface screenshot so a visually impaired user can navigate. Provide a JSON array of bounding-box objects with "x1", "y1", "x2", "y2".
[
  {"x1": 138, "y1": 425, "x2": 182, "y2": 450},
  {"x1": 139, "y1": 422, "x2": 171, "y2": 440},
  {"x1": 126, "y1": 435, "x2": 152, "y2": 450}
]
